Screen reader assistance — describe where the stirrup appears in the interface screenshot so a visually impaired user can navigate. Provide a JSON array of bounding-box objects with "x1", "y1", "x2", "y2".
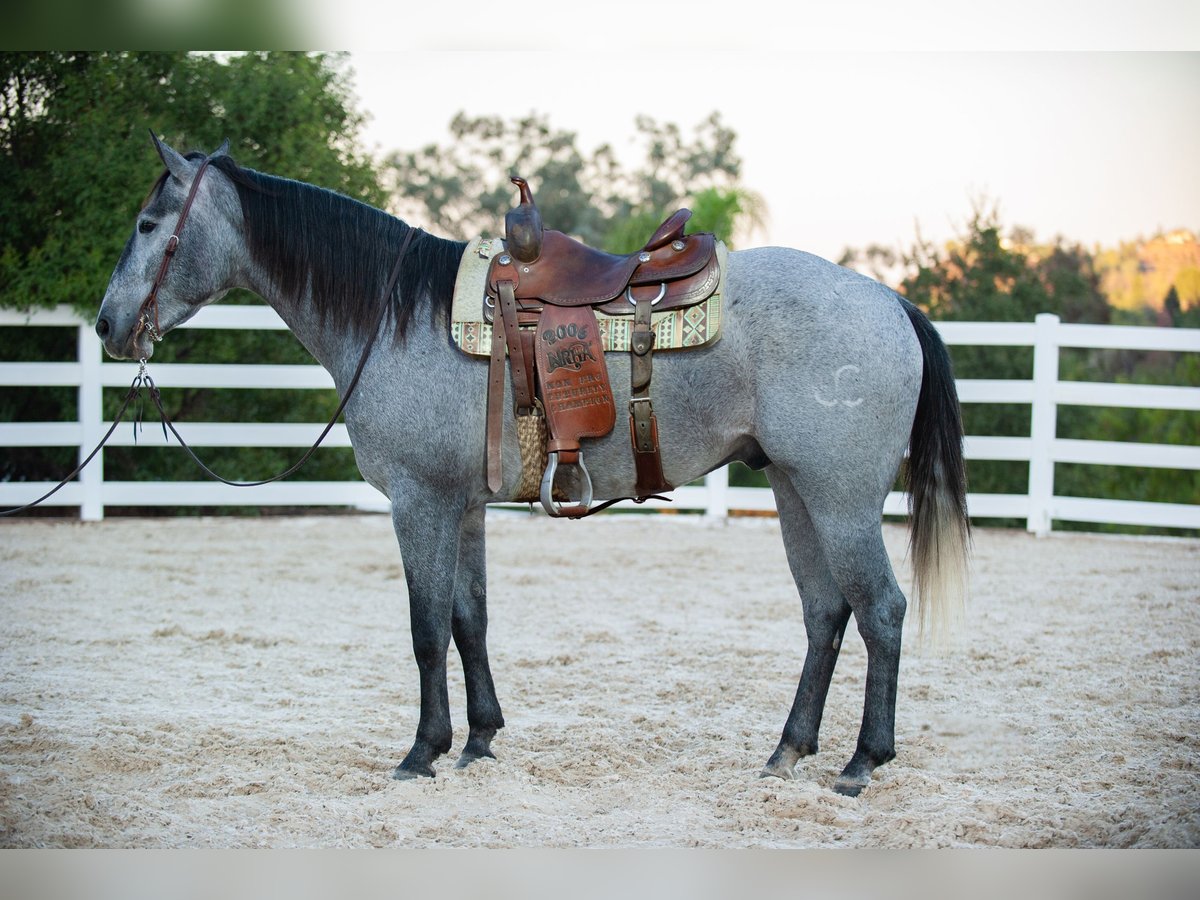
[{"x1": 539, "y1": 450, "x2": 594, "y2": 518}]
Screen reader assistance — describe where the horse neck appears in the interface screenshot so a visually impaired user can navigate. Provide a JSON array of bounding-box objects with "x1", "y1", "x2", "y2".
[
  {"x1": 232, "y1": 264, "x2": 355, "y2": 388},
  {"x1": 238, "y1": 266, "x2": 364, "y2": 387},
  {"x1": 227, "y1": 175, "x2": 423, "y2": 389}
]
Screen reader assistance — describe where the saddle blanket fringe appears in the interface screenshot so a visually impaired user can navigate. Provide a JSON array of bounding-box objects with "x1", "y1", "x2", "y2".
[{"x1": 449, "y1": 237, "x2": 727, "y2": 358}]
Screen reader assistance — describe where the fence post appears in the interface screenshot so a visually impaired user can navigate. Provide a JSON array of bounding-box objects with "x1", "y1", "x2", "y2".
[
  {"x1": 77, "y1": 321, "x2": 104, "y2": 521},
  {"x1": 704, "y1": 465, "x2": 729, "y2": 522},
  {"x1": 1026, "y1": 312, "x2": 1060, "y2": 535}
]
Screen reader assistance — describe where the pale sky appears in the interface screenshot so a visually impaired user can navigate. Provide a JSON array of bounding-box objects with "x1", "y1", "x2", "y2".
[
  {"x1": 345, "y1": 50, "x2": 1197, "y2": 264},
  {"x1": 316, "y1": 0, "x2": 1197, "y2": 265}
]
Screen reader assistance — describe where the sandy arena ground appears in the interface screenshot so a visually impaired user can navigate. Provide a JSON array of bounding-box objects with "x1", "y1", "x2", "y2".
[{"x1": 0, "y1": 512, "x2": 1197, "y2": 848}]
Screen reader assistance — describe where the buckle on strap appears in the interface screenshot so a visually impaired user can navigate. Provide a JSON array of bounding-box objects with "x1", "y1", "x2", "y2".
[
  {"x1": 629, "y1": 397, "x2": 657, "y2": 453},
  {"x1": 137, "y1": 311, "x2": 163, "y2": 343}
]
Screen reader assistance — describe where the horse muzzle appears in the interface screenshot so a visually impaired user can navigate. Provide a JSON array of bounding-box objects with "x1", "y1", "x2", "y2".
[{"x1": 95, "y1": 310, "x2": 155, "y2": 360}]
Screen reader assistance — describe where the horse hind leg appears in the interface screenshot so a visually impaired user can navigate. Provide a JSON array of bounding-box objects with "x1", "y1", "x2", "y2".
[
  {"x1": 760, "y1": 466, "x2": 853, "y2": 780},
  {"x1": 810, "y1": 511, "x2": 907, "y2": 797},
  {"x1": 450, "y1": 504, "x2": 505, "y2": 768},
  {"x1": 763, "y1": 465, "x2": 908, "y2": 796}
]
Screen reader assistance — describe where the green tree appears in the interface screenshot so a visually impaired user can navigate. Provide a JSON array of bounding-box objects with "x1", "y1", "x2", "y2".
[
  {"x1": 1, "y1": 51, "x2": 382, "y2": 313},
  {"x1": 841, "y1": 205, "x2": 1197, "y2": 533},
  {"x1": 387, "y1": 111, "x2": 764, "y2": 251},
  {"x1": 896, "y1": 205, "x2": 1108, "y2": 327},
  {"x1": 0, "y1": 52, "x2": 383, "y2": 499}
]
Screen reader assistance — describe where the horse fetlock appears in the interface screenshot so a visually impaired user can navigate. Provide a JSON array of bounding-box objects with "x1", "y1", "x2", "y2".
[
  {"x1": 857, "y1": 740, "x2": 896, "y2": 767},
  {"x1": 467, "y1": 709, "x2": 505, "y2": 733}
]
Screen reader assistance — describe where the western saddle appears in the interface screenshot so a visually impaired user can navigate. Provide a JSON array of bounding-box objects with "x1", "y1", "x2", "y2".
[{"x1": 485, "y1": 177, "x2": 721, "y2": 517}]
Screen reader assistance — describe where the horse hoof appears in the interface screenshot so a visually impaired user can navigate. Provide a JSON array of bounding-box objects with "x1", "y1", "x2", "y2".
[
  {"x1": 760, "y1": 744, "x2": 804, "y2": 780},
  {"x1": 759, "y1": 763, "x2": 795, "y2": 781},
  {"x1": 832, "y1": 775, "x2": 869, "y2": 797},
  {"x1": 392, "y1": 763, "x2": 435, "y2": 780},
  {"x1": 454, "y1": 750, "x2": 495, "y2": 770}
]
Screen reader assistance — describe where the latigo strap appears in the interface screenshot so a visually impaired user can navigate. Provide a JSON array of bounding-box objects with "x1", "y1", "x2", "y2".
[{"x1": 628, "y1": 285, "x2": 672, "y2": 496}]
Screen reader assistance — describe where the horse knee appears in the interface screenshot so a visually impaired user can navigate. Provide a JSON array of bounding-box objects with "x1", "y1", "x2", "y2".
[
  {"x1": 802, "y1": 598, "x2": 851, "y2": 647},
  {"x1": 411, "y1": 625, "x2": 451, "y2": 670}
]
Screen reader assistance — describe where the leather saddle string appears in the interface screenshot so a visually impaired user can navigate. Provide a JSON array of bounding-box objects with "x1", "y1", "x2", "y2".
[{"x1": 145, "y1": 226, "x2": 420, "y2": 488}]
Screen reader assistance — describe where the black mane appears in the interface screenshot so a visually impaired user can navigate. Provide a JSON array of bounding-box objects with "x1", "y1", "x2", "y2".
[{"x1": 188, "y1": 153, "x2": 464, "y2": 342}]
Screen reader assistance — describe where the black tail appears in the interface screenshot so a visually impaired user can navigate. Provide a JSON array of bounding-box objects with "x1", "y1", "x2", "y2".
[{"x1": 900, "y1": 298, "x2": 970, "y2": 640}]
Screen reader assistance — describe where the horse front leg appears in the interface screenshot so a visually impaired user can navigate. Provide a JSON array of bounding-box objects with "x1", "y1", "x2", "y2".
[
  {"x1": 451, "y1": 503, "x2": 505, "y2": 768},
  {"x1": 390, "y1": 485, "x2": 463, "y2": 779}
]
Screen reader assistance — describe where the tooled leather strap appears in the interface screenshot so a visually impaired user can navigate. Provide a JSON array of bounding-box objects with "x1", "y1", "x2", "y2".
[{"x1": 134, "y1": 155, "x2": 215, "y2": 344}]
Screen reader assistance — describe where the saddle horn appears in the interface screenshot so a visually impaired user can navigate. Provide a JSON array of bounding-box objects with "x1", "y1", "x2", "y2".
[{"x1": 505, "y1": 176, "x2": 543, "y2": 264}]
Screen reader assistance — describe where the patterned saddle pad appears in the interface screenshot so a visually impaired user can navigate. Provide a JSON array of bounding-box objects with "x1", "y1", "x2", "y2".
[{"x1": 449, "y1": 237, "x2": 727, "y2": 358}]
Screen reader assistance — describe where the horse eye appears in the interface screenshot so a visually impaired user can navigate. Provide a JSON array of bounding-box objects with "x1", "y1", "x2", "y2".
[{"x1": 138, "y1": 220, "x2": 157, "y2": 235}]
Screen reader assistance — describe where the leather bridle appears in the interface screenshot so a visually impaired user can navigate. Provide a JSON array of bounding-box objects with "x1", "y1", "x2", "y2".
[
  {"x1": 2, "y1": 167, "x2": 421, "y2": 515},
  {"x1": 133, "y1": 155, "x2": 215, "y2": 348}
]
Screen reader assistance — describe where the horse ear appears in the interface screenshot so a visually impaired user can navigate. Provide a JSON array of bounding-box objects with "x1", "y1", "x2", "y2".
[
  {"x1": 148, "y1": 129, "x2": 193, "y2": 182},
  {"x1": 213, "y1": 139, "x2": 231, "y2": 158}
]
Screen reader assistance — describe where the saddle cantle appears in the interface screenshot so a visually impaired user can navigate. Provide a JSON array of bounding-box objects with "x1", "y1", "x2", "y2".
[{"x1": 485, "y1": 176, "x2": 721, "y2": 517}]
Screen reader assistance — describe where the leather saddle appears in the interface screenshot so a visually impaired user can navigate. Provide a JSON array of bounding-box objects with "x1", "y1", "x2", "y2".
[{"x1": 485, "y1": 176, "x2": 720, "y2": 517}]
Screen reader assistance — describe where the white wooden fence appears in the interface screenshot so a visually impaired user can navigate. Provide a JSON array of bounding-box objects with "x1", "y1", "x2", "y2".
[{"x1": 2, "y1": 306, "x2": 1198, "y2": 533}]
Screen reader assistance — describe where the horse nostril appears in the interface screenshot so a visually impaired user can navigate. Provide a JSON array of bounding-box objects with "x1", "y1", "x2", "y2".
[{"x1": 95, "y1": 316, "x2": 110, "y2": 339}]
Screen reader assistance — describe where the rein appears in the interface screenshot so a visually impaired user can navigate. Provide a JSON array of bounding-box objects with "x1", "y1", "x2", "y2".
[
  {"x1": 148, "y1": 224, "x2": 419, "y2": 488},
  {"x1": 1, "y1": 185, "x2": 420, "y2": 515}
]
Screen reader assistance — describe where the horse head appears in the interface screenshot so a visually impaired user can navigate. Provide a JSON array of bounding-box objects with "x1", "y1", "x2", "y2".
[{"x1": 95, "y1": 132, "x2": 238, "y2": 360}]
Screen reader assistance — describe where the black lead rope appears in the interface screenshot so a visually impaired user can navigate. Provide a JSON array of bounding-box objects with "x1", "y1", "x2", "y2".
[
  {"x1": 1, "y1": 227, "x2": 419, "y2": 515},
  {"x1": 0, "y1": 375, "x2": 147, "y2": 517}
]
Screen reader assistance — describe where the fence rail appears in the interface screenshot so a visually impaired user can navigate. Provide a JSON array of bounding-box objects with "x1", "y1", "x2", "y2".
[{"x1": 2, "y1": 307, "x2": 1198, "y2": 533}]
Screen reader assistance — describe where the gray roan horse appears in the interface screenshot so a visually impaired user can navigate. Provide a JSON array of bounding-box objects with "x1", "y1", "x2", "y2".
[{"x1": 96, "y1": 136, "x2": 969, "y2": 797}]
